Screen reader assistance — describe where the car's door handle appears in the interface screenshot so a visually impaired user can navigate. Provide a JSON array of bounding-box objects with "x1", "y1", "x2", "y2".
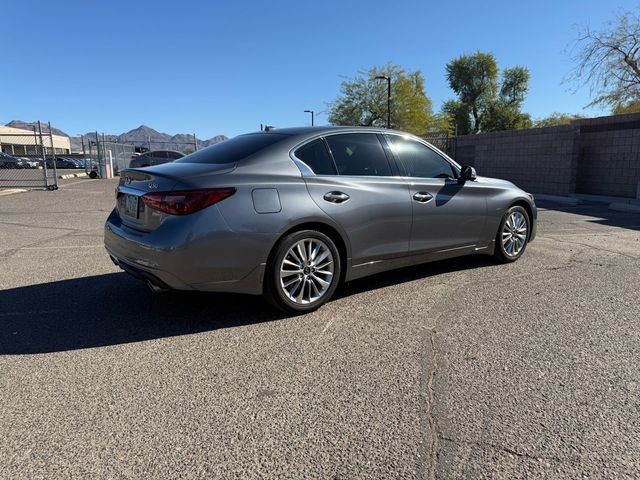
[
  {"x1": 413, "y1": 192, "x2": 433, "y2": 203},
  {"x1": 323, "y1": 191, "x2": 350, "y2": 203}
]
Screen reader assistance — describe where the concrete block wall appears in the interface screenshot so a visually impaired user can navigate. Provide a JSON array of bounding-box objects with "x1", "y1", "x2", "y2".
[
  {"x1": 576, "y1": 113, "x2": 640, "y2": 198},
  {"x1": 451, "y1": 125, "x2": 577, "y2": 195},
  {"x1": 447, "y1": 112, "x2": 640, "y2": 198}
]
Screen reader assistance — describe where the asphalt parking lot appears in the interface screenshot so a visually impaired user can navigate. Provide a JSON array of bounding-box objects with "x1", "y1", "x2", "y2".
[
  {"x1": 0, "y1": 168, "x2": 82, "y2": 188},
  {"x1": 1, "y1": 179, "x2": 639, "y2": 479}
]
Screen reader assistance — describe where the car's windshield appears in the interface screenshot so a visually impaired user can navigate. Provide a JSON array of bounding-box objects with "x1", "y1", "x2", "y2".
[{"x1": 177, "y1": 133, "x2": 288, "y2": 164}]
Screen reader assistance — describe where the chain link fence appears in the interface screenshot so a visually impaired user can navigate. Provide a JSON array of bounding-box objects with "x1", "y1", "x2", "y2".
[
  {"x1": 80, "y1": 133, "x2": 199, "y2": 178},
  {"x1": 136, "y1": 138, "x2": 199, "y2": 154},
  {"x1": 0, "y1": 122, "x2": 60, "y2": 190},
  {"x1": 1, "y1": 123, "x2": 203, "y2": 189}
]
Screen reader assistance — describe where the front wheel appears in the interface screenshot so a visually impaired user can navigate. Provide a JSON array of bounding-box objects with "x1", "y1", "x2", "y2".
[
  {"x1": 264, "y1": 230, "x2": 341, "y2": 314},
  {"x1": 494, "y1": 206, "x2": 530, "y2": 263}
]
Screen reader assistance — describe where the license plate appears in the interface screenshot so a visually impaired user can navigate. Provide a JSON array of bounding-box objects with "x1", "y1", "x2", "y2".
[{"x1": 124, "y1": 194, "x2": 139, "y2": 218}]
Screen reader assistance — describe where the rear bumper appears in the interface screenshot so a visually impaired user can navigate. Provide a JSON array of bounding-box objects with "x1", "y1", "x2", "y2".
[
  {"x1": 104, "y1": 208, "x2": 275, "y2": 295},
  {"x1": 108, "y1": 255, "x2": 174, "y2": 292}
]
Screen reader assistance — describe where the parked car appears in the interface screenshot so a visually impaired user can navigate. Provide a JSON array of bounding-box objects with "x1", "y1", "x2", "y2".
[
  {"x1": 105, "y1": 127, "x2": 537, "y2": 313},
  {"x1": 62, "y1": 157, "x2": 85, "y2": 169},
  {"x1": 0, "y1": 152, "x2": 31, "y2": 169},
  {"x1": 45, "y1": 157, "x2": 80, "y2": 169},
  {"x1": 129, "y1": 150, "x2": 184, "y2": 168},
  {"x1": 71, "y1": 158, "x2": 86, "y2": 169},
  {"x1": 18, "y1": 157, "x2": 41, "y2": 168}
]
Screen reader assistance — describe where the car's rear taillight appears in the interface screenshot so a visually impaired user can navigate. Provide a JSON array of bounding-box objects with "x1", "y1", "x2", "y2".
[{"x1": 141, "y1": 188, "x2": 236, "y2": 215}]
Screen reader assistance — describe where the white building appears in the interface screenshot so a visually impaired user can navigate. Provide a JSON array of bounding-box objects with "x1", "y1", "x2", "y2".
[{"x1": 0, "y1": 125, "x2": 71, "y2": 156}]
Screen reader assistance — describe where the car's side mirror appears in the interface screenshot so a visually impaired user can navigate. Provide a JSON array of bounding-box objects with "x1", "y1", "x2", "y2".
[{"x1": 460, "y1": 165, "x2": 477, "y2": 183}]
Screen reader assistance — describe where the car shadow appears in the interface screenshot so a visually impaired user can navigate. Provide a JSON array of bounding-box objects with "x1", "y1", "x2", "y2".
[
  {"x1": 338, "y1": 254, "x2": 494, "y2": 297},
  {"x1": 0, "y1": 256, "x2": 494, "y2": 355},
  {"x1": 536, "y1": 200, "x2": 640, "y2": 231}
]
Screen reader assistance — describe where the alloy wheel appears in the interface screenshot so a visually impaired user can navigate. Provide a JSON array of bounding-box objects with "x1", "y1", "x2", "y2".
[
  {"x1": 501, "y1": 211, "x2": 528, "y2": 257},
  {"x1": 279, "y1": 238, "x2": 335, "y2": 305}
]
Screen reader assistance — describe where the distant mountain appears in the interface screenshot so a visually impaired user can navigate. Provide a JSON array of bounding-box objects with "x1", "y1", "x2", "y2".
[
  {"x1": 118, "y1": 125, "x2": 172, "y2": 144},
  {"x1": 5, "y1": 120, "x2": 69, "y2": 137},
  {"x1": 3, "y1": 121, "x2": 227, "y2": 153},
  {"x1": 74, "y1": 125, "x2": 228, "y2": 153}
]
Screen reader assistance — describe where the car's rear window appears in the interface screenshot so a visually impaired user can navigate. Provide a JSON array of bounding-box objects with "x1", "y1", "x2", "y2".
[{"x1": 177, "y1": 133, "x2": 288, "y2": 164}]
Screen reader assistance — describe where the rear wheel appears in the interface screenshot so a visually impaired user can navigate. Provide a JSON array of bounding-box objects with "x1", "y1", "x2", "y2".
[
  {"x1": 264, "y1": 230, "x2": 341, "y2": 314},
  {"x1": 494, "y1": 206, "x2": 530, "y2": 263}
]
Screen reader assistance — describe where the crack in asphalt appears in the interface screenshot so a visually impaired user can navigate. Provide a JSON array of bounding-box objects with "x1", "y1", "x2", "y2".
[
  {"x1": 420, "y1": 228, "x2": 640, "y2": 478},
  {"x1": 0, "y1": 229, "x2": 81, "y2": 260},
  {"x1": 542, "y1": 235, "x2": 640, "y2": 260},
  {"x1": 0, "y1": 220, "x2": 79, "y2": 232},
  {"x1": 420, "y1": 256, "x2": 587, "y2": 479},
  {"x1": 426, "y1": 328, "x2": 440, "y2": 480},
  {"x1": 438, "y1": 435, "x2": 557, "y2": 463}
]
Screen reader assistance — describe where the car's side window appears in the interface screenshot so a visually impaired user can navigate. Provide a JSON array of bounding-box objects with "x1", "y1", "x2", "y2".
[
  {"x1": 386, "y1": 135, "x2": 456, "y2": 179},
  {"x1": 325, "y1": 133, "x2": 392, "y2": 177},
  {"x1": 294, "y1": 139, "x2": 337, "y2": 175},
  {"x1": 167, "y1": 151, "x2": 182, "y2": 160}
]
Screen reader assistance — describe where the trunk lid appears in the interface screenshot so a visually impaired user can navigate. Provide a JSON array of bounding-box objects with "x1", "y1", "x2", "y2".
[{"x1": 116, "y1": 162, "x2": 236, "y2": 231}]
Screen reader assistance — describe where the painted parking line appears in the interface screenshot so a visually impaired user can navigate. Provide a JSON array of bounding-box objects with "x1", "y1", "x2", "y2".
[
  {"x1": 20, "y1": 245, "x2": 104, "y2": 250},
  {"x1": 0, "y1": 189, "x2": 27, "y2": 196},
  {"x1": 57, "y1": 179, "x2": 97, "y2": 188}
]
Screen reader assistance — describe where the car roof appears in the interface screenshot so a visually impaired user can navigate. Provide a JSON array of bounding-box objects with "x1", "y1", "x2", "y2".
[{"x1": 245, "y1": 126, "x2": 411, "y2": 137}]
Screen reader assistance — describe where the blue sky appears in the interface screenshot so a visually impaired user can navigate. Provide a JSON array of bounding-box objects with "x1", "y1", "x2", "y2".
[{"x1": 1, "y1": 0, "x2": 637, "y2": 138}]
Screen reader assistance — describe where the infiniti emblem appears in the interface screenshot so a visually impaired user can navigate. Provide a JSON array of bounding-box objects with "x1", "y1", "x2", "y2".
[{"x1": 123, "y1": 176, "x2": 132, "y2": 185}]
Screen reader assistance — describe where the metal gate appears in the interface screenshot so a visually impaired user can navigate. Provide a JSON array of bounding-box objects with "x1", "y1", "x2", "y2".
[
  {"x1": 82, "y1": 134, "x2": 137, "y2": 177},
  {"x1": 0, "y1": 122, "x2": 59, "y2": 190}
]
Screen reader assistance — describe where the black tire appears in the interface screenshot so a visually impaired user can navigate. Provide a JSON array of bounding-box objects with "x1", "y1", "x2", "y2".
[
  {"x1": 264, "y1": 230, "x2": 341, "y2": 314},
  {"x1": 494, "y1": 206, "x2": 530, "y2": 263}
]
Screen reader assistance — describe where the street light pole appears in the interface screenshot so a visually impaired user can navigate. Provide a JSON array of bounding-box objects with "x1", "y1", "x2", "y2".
[
  {"x1": 375, "y1": 75, "x2": 391, "y2": 128},
  {"x1": 304, "y1": 109, "x2": 315, "y2": 126}
]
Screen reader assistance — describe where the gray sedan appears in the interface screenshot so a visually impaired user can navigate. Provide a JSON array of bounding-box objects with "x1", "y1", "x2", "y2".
[{"x1": 105, "y1": 127, "x2": 536, "y2": 313}]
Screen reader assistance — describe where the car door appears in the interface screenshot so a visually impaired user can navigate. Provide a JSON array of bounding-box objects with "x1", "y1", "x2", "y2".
[
  {"x1": 297, "y1": 133, "x2": 412, "y2": 268},
  {"x1": 384, "y1": 134, "x2": 487, "y2": 253}
]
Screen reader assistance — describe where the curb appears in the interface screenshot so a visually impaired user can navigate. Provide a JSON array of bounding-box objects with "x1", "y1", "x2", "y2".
[
  {"x1": 609, "y1": 202, "x2": 640, "y2": 213},
  {"x1": 533, "y1": 194, "x2": 581, "y2": 205},
  {"x1": 569, "y1": 193, "x2": 640, "y2": 206},
  {"x1": 58, "y1": 172, "x2": 89, "y2": 180}
]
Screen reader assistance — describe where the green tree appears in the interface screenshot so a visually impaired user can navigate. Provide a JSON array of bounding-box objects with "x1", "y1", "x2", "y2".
[
  {"x1": 328, "y1": 64, "x2": 434, "y2": 134},
  {"x1": 500, "y1": 67, "x2": 530, "y2": 105},
  {"x1": 569, "y1": 10, "x2": 640, "y2": 110},
  {"x1": 483, "y1": 67, "x2": 532, "y2": 131},
  {"x1": 441, "y1": 99, "x2": 471, "y2": 134},
  {"x1": 445, "y1": 51, "x2": 498, "y2": 133},
  {"x1": 442, "y1": 52, "x2": 531, "y2": 134},
  {"x1": 612, "y1": 101, "x2": 640, "y2": 115},
  {"x1": 482, "y1": 102, "x2": 532, "y2": 131},
  {"x1": 533, "y1": 113, "x2": 584, "y2": 127}
]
